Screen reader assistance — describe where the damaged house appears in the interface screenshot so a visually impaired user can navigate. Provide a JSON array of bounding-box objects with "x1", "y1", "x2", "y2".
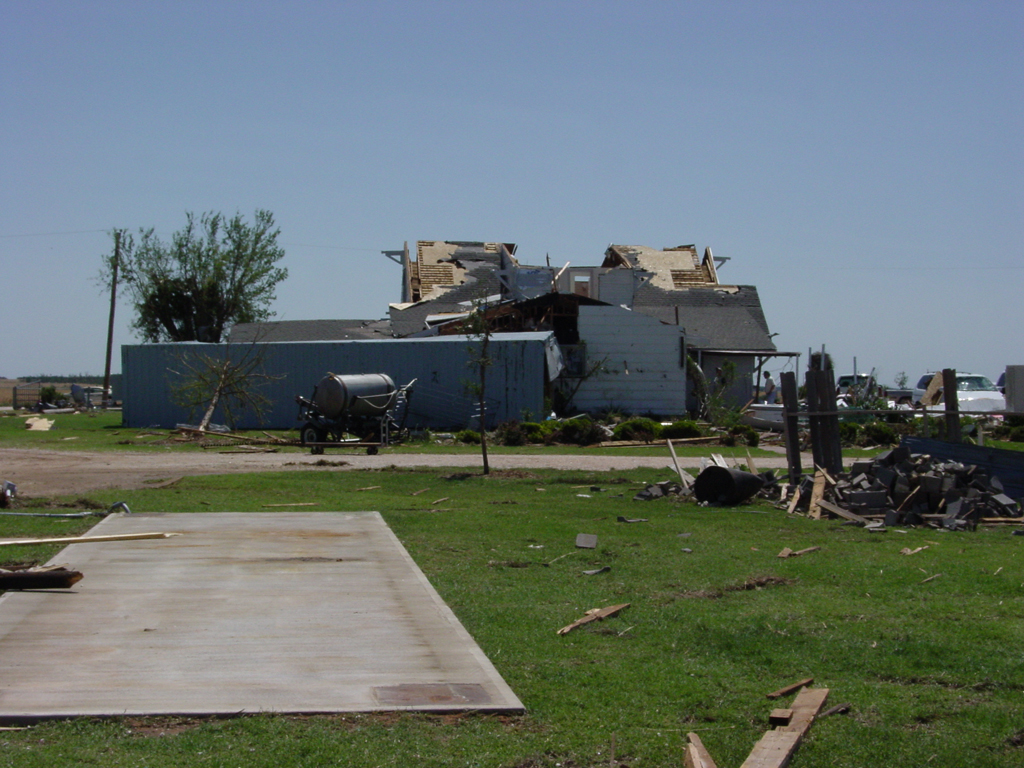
[
  {"x1": 392, "y1": 240, "x2": 782, "y2": 415},
  {"x1": 121, "y1": 239, "x2": 784, "y2": 429}
]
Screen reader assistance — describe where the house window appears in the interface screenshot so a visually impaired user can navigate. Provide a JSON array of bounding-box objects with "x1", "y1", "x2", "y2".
[{"x1": 572, "y1": 275, "x2": 591, "y2": 298}]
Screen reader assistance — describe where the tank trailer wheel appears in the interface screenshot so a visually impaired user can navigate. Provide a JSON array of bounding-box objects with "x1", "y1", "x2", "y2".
[{"x1": 300, "y1": 423, "x2": 326, "y2": 454}]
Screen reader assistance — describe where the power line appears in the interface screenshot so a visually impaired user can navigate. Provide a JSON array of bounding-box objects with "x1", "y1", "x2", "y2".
[
  {"x1": 282, "y1": 242, "x2": 380, "y2": 252},
  {"x1": 0, "y1": 229, "x2": 110, "y2": 239}
]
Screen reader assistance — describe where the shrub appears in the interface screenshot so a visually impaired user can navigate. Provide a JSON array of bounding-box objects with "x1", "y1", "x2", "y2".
[
  {"x1": 494, "y1": 420, "x2": 528, "y2": 446},
  {"x1": 727, "y1": 425, "x2": 759, "y2": 447},
  {"x1": 455, "y1": 429, "x2": 481, "y2": 444},
  {"x1": 1008, "y1": 425, "x2": 1024, "y2": 443},
  {"x1": 863, "y1": 420, "x2": 897, "y2": 445},
  {"x1": 38, "y1": 385, "x2": 61, "y2": 404},
  {"x1": 612, "y1": 418, "x2": 662, "y2": 442},
  {"x1": 521, "y1": 421, "x2": 558, "y2": 444},
  {"x1": 838, "y1": 421, "x2": 862, "y2": 445},
  {"x1": 553, "y1": 417, "x2": 605, "y2": 446},
  {"x1": 662, "y1": 420, "x2": 703, "y2": 439},
  {"x1": 1006, "y1": 415, "x2": 1024, "y2": 429}
]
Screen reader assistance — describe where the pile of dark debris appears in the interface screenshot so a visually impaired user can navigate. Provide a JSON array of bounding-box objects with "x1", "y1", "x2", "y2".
[
  {"x1": 633, "y1": 445, "x2": 1023, "y2": 533},
  {"x1": 777, "y1": 444, "x2": 1022, "y2": 531}
]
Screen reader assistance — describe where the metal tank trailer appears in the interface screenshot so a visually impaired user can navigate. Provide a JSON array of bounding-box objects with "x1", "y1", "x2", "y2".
[{"x1": 295, "y1": 373, "x2": 415, "y2": 454}]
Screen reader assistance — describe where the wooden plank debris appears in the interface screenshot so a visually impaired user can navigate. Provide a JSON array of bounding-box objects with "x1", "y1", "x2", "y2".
[
  {"x1": 684, "y1": 732, "x2": 719, "y2": 768},
  {"x1": 0, "y1": 565, "x2": 83, "y2": 590},
  {"x1": 740, "y1": 729, "x2": 802, "y2": 768},
  {"x1": 819, "y1": 702, "x2": 851, "y2": 718},
  {"x1": 766, "y1": 677, "x2": 814, "y2": 700},
  {"x1": 900, "y1": 546, "x2": 928, "y2": 556},
  {"x1": 740, "y1": 688, "x2": 830, "y2": 768},
  {"x1": 768, "y1": 708, "x2": 793, "y2": 726},
  {"x1": 0, "y1": 532, "x2": 181, "y2": 547},
  {"x1": 667, "y1": 440, "x2": 694, "y2": 489},
  {"x1": 808, "y1": 471, "x2": 827, "y2": 520},
  {"x1": 780, "y1": 687, "x2": 829, "y2": 736},
  {"x1": 556, "y1": 603, "x2": 629, "y2": 635},
  {"x1": 777, "y1": 546, "x2": 821, "y2": 559},
  {"x1": 356, "y1": 486, "x2": 382, "y2": 492},
  {"x1": 785, "y1": 488, "x2": 802, "y2": 515},
  {"x1": 262, "y1": 502, "x2": 316, "y2": 508},
  {"x1": 817, "y1": 499, "x2": 872, "y2": 526}
]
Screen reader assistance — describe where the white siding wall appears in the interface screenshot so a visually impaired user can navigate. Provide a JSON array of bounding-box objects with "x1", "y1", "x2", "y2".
[{"x1": 570, "y1": 306, "x2": 687, "y2": 415}]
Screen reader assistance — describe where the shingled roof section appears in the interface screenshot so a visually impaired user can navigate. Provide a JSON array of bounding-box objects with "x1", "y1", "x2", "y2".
[
  {"x1": 391, "y1": 241, "x2": 513, "y2": 336},
  {"x1": 228, "y1": 319, "x2": 394, "y2": 343},
  {"x1": 602, "y1": 243, "x2": 775, "y2": 353}
]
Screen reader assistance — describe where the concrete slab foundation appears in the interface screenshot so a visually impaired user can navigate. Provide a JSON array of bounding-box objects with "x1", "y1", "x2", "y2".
[{"x1": 0, "y1": 512, "x2": 523, "y2": 721}]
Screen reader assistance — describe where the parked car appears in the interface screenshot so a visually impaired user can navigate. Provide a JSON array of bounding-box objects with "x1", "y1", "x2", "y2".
[
  {"x1": 836, "y1": 373, "x2": 873, "y2": 394},
  {"x1": 911, "y1": 372, "x2": 1005, "y2": 412}
]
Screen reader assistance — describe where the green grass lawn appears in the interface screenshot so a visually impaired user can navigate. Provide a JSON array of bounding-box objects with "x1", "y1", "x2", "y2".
[
  {"x1": 2, "y1": 464, "x2": 1023, "y2": 767},
  {"x1": 0, "y1": 410, "x2": 778, "y2": 459}
]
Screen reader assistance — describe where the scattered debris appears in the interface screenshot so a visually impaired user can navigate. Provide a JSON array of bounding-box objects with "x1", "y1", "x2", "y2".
[
  {"x1": 0, "y1": 564, "x2": 83, "y2": 590},
  {"x1": 617, "y1": 516, "x2": 648, "y2": 523},
  {"x1": 679, "y1": 575, "x2": 794, "y2": 600},
  {"x1": 430, "y1": 496, "x2": 450, "y2": 505},
  {"x1": 769, "y1": 708, "x2": 793, "y2": 726},
  {"x1": 900, "y1": 546, "x2": 929, "y2": 556},
  {"x1": 767, "y1": 677, "x2": 815, "y2": 700},
  {"x1": 545, "y1": 551, "x2": 576, "y2": 566},
  {"x1": 575, "y1": 533, "x2": 598, "y2": 549},
  {"x1": 557, "y1": 602, "x2": 630, "y2": 635},
  {"x1": 777, "y1": 546, "x2": 821, "y2": 559},
  {"x1": 776, "y1": 445, "x2": 1023, "y2": 531},
  {"x1": 921, "y1": 573, "x2": 942, "y2": 584},
  {"x1": 262, "y1": 502, "x2": 317, "y2": 508},
  {"x1": 0, "y1": 532, "x2": 181, "y2": 547},
  {"x1": 357, "y1": 486, "x2": 383, "y2": 492},
  {"x1": 820, "y1": 702, "x2": 851, "y2": 717},
  {"x1": 689, "y1": 684, "x2": 829, "y2": 768},
  {"x1": 683, "y1": 731, "x2": 718, "y2": 768},
  {"x1": 582, "y1": 566, "x2": 611, "y2": 576},
  {"x1": 633, "y1": 480, "x2": 688, "y2": 501},
  {"x1": 24, "y1": 417, "x2": 54, "y2": 431},
  {"x1": 0, "y1": 481, "x2": 15, "y2": 508}
]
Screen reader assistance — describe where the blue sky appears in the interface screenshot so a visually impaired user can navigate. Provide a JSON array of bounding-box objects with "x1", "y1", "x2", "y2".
[{"x1": 2, "y1": 1, "x2": 1020, "y2": 385}]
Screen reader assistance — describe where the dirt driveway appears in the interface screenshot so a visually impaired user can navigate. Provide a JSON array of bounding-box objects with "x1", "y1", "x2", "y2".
[{"x1": 0, "y1": 447, "x2": 799, "y2": 499}]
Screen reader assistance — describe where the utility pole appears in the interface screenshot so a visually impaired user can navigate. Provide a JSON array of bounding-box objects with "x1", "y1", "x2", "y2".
[{"x1": 102, "y1": 230, "x2": 121, "y2": 407}]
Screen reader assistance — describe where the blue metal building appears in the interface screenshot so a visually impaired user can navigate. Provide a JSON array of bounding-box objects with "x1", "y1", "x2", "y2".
[{"x1": 121, "y1": 332, "x2": 558, "y2": 430}]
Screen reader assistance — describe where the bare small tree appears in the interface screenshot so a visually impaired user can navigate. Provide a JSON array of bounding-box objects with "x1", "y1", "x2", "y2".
[
  {"x1": 169, "y1": 338, "x2": 279, "y2": 433},
  {"x1": 462, "y1": 304, "x2": 493, "y2": 475}
]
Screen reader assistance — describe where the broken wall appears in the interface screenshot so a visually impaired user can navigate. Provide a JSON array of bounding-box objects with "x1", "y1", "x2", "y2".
[{"x1": 567, "y1": 305, "x2": 687, "y2": 416}]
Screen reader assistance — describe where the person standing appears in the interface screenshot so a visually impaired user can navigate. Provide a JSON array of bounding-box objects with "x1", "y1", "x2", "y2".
[{"x1": 763, "y1": 371, "x2": 777, "y2": 404}]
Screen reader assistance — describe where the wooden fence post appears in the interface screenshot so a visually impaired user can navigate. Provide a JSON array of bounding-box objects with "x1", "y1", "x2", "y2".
[
  {"x1": 781, "y1": 372, "x2": 802, "y2": 486},
  {"x1": 942, "y1": 368, "x2": 961, "y2": 443}
]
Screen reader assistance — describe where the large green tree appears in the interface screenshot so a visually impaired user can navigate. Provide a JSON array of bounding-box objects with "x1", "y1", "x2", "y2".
[{"x1": 106, "y1": 210, "x2": 287, "y2": 343}]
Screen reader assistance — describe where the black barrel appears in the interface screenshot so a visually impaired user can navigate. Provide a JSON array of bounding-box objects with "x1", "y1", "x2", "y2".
[{"x1": 693, "y1": 466, "x2": 765, "y2": 505}]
